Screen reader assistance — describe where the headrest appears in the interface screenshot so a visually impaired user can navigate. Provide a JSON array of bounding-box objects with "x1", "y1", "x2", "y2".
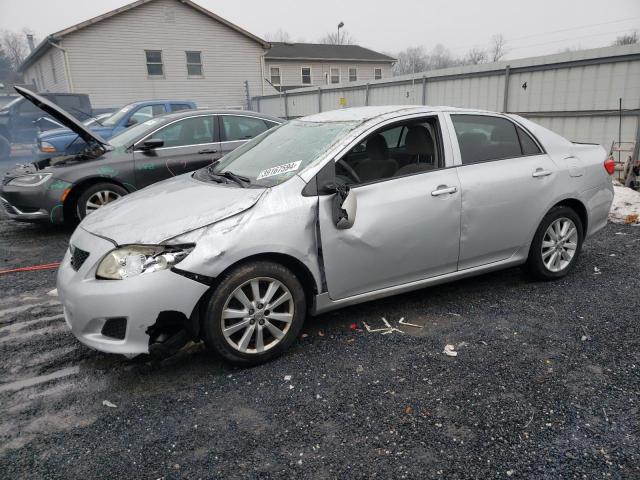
[
  {"x1": 365, "y1": 134, "x2": 389, "y2": 161},
  {"x1": 406, "y1": 126, "x2": 434, "y2": 155}
]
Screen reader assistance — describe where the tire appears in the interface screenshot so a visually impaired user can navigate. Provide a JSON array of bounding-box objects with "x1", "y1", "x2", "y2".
[
  {"x1": 202, "y1": 261, "x2": 306, "y2": 366},
  {"x1": 0, "y1": 135, "x2": 10, "y2": 162},
  {"x1": 525, "y1": 206, "x2": 584, "y2": 281},
  {"x1": 75, "y1": 182, "x2": 128, "y2": 220}
]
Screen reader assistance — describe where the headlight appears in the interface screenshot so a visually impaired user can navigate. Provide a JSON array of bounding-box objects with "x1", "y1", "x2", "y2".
[
  {"x1": 40, "y1": 141, "x2": 57, "y2": 153},
  {"x1": 7, "y1": 173, "x2": 52, "y2": 187},
  {"x1": 96, "y1": 244, "x2": 194, "y2": 280}
]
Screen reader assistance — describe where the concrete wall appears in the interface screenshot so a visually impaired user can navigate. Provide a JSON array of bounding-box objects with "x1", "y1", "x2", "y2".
[{"x1": 254, "y1": 44, "x2": 640, "y2": 153}]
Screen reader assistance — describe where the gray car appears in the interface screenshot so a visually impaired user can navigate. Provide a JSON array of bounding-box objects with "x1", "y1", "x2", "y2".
[
  {"x1": 57, "y1": 106, "x2": 614, "y2": 365},
  {"x1": 0, "y1": 87, "x2": 281, "y2": 224}
]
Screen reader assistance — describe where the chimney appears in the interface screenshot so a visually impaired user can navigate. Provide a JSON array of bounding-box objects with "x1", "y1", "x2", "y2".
[{"x1": 26, "y1": 34, "x2": 35, "y2": 52}]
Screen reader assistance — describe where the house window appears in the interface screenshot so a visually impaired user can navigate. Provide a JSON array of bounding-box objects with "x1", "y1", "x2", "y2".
[
  {"x1": 145, "y1": 50, "x2": 164, "y2": 76},
  {"x1": 374, "y1": 68, "x2": 383, "y2": 80},
  {"x1": 50, "y1": 55, "x2": 57, "y2": 84},
  {"x1": 270, "y1": 66, "x2": 281, "y2": 85},
  {"x1": 349, "y1": 67, "x2": 357, "y2": 82},
  {"x1": 301, "y1": 67, "x2": 311, "y2": 85},
  {"x1": 330, "y1": 67, "x2": 340, "y2": 84},
  {"x1": 186, "y1": 51, "x2": 203, "y2": 76}
]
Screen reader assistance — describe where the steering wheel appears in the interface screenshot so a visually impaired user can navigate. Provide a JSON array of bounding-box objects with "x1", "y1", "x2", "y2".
[{"x1": 336, "y1": 159, "x2": 361, "y2": 184}]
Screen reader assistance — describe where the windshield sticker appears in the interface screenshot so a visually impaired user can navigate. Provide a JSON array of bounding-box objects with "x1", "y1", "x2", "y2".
[{"x1": 257, "y1": 161, "x2": 302, "y2": 180}]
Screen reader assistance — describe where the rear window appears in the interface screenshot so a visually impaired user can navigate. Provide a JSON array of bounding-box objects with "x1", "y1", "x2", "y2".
[{"x1": 451, "y1": 115, "x2": 539, "y2": 165}]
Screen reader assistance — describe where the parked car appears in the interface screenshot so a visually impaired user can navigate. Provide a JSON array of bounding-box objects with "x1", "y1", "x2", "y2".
[
  {"x1": 56, "y1": 105, "x2": 615, "y2": 365},
  {"x1": 0, "y1": 92, "x2": 92, "y2": 160},
  {"x1": 37, "y1": 100, "x2": 197, "y2": 159},
  {"x1": 0, "y1": 87, "x2": 281, "y2": 224}
]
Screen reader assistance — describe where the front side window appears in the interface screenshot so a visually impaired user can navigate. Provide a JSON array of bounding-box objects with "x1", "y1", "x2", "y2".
[
  {"x1": 145, "y1": 50, "x2": 164, "y2": 76},
  {"x1": 147, "y1": 116, "x2": 214, "y2": 148},
  {"x1": 337, "y1": 116, "x2": 442, "y2": 186},
  {"x1": 128, "y1": 104, "x2": 166, "y2": 126},
  {"x1": 451, "y1": 114, "x2": 537, "y2": 165},
  {"x1": 301, "y1": 67, "x2": 311, "y2": 85},
  {"x1": 374, "y1": 68, "x2": 383, "y2": 80},
  {"x1": 349, "y1": 67, "x2": 357, "y2": 82},
  {"x1": 221, "y1": 116, "x2": 269, "y2": 142},
  {"x1": 200, "y1": 120, "x2": 358, "y2": 187},
  {"x1": 330, "y1": 67, "x2": 340, "y2": 84},
  {"x1": 186, "y1": 51, "x2": 203, "y2": 76},
  {"x1": 270, "y1": 67, "x2": 281, "y2": 85}
]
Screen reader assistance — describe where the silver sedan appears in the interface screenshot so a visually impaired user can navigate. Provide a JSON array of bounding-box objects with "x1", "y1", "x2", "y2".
[{"x1": 57, "y1": 106, "x2": 615, "y2": 365}]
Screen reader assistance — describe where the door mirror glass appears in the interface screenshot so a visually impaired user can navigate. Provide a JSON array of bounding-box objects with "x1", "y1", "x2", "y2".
[
  {"x1": 330, "y1": 184, "x2": 357, "y2": 229},
  {"x1": 141, "y1": 138, "x2": 164, "y2": 150}
]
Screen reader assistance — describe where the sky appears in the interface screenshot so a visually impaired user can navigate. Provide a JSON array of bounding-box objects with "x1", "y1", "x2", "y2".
[{"x1": 0, "y1": 0, "x2": 639, "y2": 60}]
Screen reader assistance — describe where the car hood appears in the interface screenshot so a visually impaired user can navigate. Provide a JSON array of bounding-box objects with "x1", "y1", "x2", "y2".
[
  {"x1": 80, "y1": 174, "x2": 266, "y2": 245},
  {"x1": 39, "y1": 125, "x2": 114, "y2": 141},
  {"x1": 15, "y1": 86, "x2": 108, "y2": 148}
]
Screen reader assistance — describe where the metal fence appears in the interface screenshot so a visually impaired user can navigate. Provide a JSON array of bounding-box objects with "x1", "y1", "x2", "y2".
[{"x1": 252, "y1": 44, "x2": 640, "y2": 161}]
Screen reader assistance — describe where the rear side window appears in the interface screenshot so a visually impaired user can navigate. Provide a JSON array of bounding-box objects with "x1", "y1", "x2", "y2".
[
  {"x1": 452, "y1": 115, "x2": 528, "y2": 165},
  {"x1": 171, "y1": 103, "x2": 193, "y2": 112},
  {"x1": 55, "y1": 95, "x2": 86, "y2": 116},
  {"x1": 221, "y1": 115, "x2": 269, "y2": 141},
  {"x1": 517, "y1": 126, "x2": 542, "y2": 155}
]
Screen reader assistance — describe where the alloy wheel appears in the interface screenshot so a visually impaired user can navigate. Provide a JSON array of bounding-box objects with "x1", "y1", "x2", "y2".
[
  {"x1": 220, "y1": 277, "x2": 294, "y2": 354},
  {"x1": 541, "y1": 217, "x2": 578, "y2": 272},
  {"x1": 85, "y1": 190, "x2": 121, "y2": 214}
]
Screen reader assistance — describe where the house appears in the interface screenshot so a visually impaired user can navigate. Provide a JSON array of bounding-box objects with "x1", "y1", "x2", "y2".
[
  {"x1": 18, "y1": 0, "x2": 270, "y2": 109},
  {"x1": 264, "y1": 43, "x2": 396, "y2": 91}
]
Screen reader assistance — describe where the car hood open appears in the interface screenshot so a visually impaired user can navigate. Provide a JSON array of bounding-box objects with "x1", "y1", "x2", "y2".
[
  {"x1": 80, "y1": 174, "x2": 266, "y2": 245},
  {"x1": 15, "y1": 86, "x2": 109, "y2": 148}
]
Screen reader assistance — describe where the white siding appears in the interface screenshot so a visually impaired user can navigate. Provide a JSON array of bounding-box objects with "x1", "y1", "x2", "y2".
[
  {"x1": 51, "y1": 0, "x2": 265, "y2": 108},
  {"x1": 24, "y1": 47, "x2": 69, "y2": 93},
  {"x1": 264, "y1": 60, "x2": 392, "y2": 89}
]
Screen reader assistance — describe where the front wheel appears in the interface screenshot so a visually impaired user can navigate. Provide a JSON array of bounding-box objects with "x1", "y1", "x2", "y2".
[
  {"x1": 525, "y1": 206, "x2": 584, "y2": 280},
  {"x1": 202, "y1": 261, "x2": 306, "y2": 366},
  {"x1": 75, "y1": 182, "x2": 128, "y2": 220}
]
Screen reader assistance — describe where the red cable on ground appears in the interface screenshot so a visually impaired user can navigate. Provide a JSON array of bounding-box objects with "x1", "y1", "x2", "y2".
[{"x1": 0, "y1": 262, "x2": 61, "y2": 275}]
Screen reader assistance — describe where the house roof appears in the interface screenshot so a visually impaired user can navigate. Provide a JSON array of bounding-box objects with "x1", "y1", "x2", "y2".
[
  {"x1": 265, "y1": 42, "x2": 396, "y2": 63},
  {"x1": 19, "y1": 0, "x2": 269, "y2": 72}
]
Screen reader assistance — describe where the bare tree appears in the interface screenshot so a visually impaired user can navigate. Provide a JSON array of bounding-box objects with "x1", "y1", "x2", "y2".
[
  {"x1": 428, "y1": 44, "x2": 458, "y2": 70},
  {"x1": 464, "y1": 47, "x2": 488, "y2": 65},
  {"x1": 1, "y1": 29, "x2": 30, "y2": 71},
  {"x1": 489, "y1": 34, "x2": 508, "y2": 62},
  {"x1": 393, "y1": 46, "x2": 429, "y2": 75},
  {"x1": 264, "y1": 29, "x2": 292, "y2": 43},
  {"x1": 319, "y1": 30, "x2": 356, "y2": 45},
  {"x1": 613, "y1": 31, "x2": 638, "y2": 46}
]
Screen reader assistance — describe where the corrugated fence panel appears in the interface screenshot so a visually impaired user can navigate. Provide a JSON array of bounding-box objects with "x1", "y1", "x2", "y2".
[
  {"x1": 288, "y1": 93, "x2": 319, "y2": 117},
  {"x1": 527, "y1": 115, "x2": 638, "y2": 149}
]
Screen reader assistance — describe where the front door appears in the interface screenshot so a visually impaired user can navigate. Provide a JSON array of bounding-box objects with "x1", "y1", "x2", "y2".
[
  {"x1": 450, "y1": 114, "x2": 559, "y2": 269},
  {"x1": 317, "y1": 115, "x2": 461, "y2": 300},
  {"x1": 133, "y1": 115, "x2": 220, "y2": 188}
]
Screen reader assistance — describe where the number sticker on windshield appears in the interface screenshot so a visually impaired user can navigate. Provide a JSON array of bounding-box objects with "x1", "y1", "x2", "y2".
[{"x1": 257, "y1": 161, "x2": 302, "y2": 180}]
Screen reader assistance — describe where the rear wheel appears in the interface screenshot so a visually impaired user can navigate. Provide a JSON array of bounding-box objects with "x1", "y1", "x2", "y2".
[
  {"x1": 525, "y1": 206, "x2": 583, "y2": 280},
  {"x1": 76, "y1": 182, "x2": 128, "y2": 220},
  {"x1": 202, "y1": 261, "x2": 306, "y2": 366},
  {"x1": 0, "y1": 134, "x2": 10, "y2": 162}
]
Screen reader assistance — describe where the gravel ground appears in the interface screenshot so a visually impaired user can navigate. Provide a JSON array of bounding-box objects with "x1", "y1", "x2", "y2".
[{"x1": 0, "y1": 216, "x2": 638, "y2": 479}]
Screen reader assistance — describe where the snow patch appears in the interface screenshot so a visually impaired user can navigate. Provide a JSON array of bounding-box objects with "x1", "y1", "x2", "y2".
[{"x1": 609, "y1": 182, "x2": 640, "y2": 225}]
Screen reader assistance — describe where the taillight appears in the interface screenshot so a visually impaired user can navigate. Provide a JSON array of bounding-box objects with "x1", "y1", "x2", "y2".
[{"x1": 604, "y1": 157, "x2": 615, "y2": 175}]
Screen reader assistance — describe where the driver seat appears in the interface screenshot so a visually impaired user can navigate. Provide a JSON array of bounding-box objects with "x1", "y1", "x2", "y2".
[{"x1": 354, "y1": 134, "x2": 398, "y2": 182}]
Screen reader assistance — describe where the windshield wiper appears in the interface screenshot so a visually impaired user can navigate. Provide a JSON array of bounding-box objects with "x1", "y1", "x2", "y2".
[{"x1": 220, "y1": 171, "x2": 250, "y2": 188}]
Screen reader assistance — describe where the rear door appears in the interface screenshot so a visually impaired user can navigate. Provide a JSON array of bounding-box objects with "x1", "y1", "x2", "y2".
[
  {"x1": 218, "y1": 114, "x2": 272, "y2": 156},
  {"x1": 133, "y1": 115, "x2": 220, "y2": 188},
  {"x1": 450, "y1": 113, "x2": 559, "y2": 269}
]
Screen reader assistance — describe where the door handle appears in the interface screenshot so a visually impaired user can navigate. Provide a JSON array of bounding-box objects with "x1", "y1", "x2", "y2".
[
  {"x1": 431, "y1": 185, "x2": 458, "y2": 196},
  {"x1": 198, "y1": 148, "x2": 218, "y2": 154},
  {"x1": 532, "y1": 168, "x2": 552, "y2": 178}
]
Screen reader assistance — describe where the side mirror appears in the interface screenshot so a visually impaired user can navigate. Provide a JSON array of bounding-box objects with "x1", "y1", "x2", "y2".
[
  {"x1": 140, "y1": 138, "x2": 164, "y2": 150},
  {"x1": 331, "y1": 184, "x2": 357, "y2": 229},
  {"x1": 126, "y1": 117, "x2": 139, "y2": 127}
]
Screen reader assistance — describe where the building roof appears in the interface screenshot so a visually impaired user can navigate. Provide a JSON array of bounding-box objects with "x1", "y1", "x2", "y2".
[
  {"x1": 265, "y1": 42, "x2": 396, "y2": 63},
  {"x1": 19, "y1": 0, "x2": 269, "y2": 72}
]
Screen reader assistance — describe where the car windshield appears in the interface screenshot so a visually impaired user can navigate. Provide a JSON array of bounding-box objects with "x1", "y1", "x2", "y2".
[
  {"x1": 201, "y1": 120, "x2": 358, "y2": 187},
  {"x1": 101, "y1": 103, "x2": 136, "y2": 127},
  {"x1": 109, "y1": 118, "x2": 163, "y2": 148}
]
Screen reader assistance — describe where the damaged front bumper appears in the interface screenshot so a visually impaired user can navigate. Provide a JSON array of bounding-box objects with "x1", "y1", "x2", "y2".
[{"x1": 57, "y1": 227, "x2": 209, "y2": 356}]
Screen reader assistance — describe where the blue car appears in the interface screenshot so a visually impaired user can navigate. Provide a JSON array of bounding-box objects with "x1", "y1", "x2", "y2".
[{"x1": 37, "y1": 99, "x2": 196, "y2": 159}]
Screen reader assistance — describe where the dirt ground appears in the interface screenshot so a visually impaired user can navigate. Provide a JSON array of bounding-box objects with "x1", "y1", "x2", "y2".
[{"x1": 0, "y1": 216, "x2": 639, "y2": 479}]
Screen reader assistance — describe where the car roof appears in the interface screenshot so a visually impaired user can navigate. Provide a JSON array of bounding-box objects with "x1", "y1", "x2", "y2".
[
  {"x1": 299, "y1": 105, "x2": 496, "y2": 123},
  {"x1": 157, "y1": 109, "x2": 283, "y2": 123}
]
